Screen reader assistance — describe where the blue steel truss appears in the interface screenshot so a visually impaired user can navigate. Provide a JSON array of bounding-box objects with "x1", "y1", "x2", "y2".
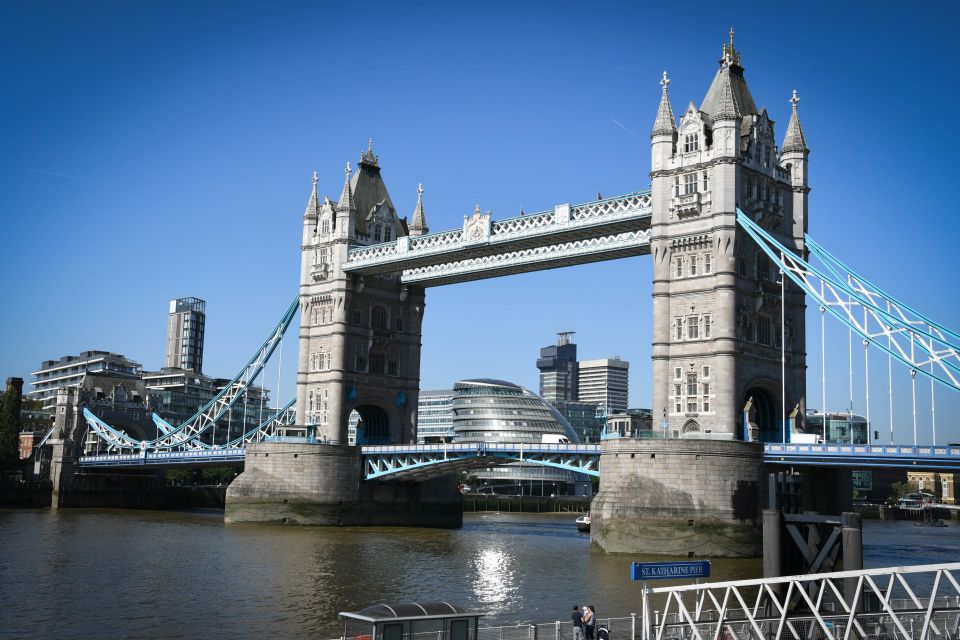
[
  {"x1": 361, "y1": 442, "x2": 601, "y2": 481},
  {"x1": 764, "y1": 443, "x2": 960, "y2": 470},
  {"x1": 81, "y1": 296, "x2": 299, "y2": 453},
  {"x1": 737, "y1": 210, "x2": 960, "y2": 393}
]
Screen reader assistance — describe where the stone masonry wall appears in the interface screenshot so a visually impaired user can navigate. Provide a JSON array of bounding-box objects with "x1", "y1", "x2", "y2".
[{"x1": 591, "y1": 438, "x2": 763, "y2": 557}]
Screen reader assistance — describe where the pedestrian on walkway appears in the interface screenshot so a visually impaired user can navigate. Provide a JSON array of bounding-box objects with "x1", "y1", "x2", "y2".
[
  {"x1": 583, "y1": 605, "x2": 595, "y2": 640},
  {"x1": 571, "y1": 605, "x2": 584, "y2": 640}
]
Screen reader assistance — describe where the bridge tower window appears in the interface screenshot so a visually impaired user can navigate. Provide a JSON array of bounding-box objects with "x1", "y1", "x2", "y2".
[
  {"x1": 702, "y1": 171, "x2": 709, "y2": 191},
  {"x1": 704, "y1": 314, "x2": 712, "y2": 338},
  {"x1": 675, "y1": 256, "x2": 683, "y2": 277},
  {"x1": 321, "y1": 220, "x2": 330, "y2": 234},
  {"x1": 369, "y1": 353, "x2": 385, "y2": 375},
  {"x1": 690, "y1": 255, "x2": 698, "y2": 276},
  {"x1": 384, "y1": 225, "x2": 392, "y2": 242},
  {"x1": 373, "y1": 225, "x2": 382, "y2": 242},
  {"x1": 683, "y1": 173, "x2": 697, "y2": 195},
  {"x1": 687, "y1": 316, "x2": 699, "y2": 340},
  {"x1": 683, "y1": 133, "x2": 699, "y2": 153},
  {"x1": 704, "y1": 253, "x2": 712, "y2": 274},
  {"x1": 371, "y1": 305, "x2": 387, "y2": 330},
  {"x1": 675, "y1": 317, "x2": 683, "y2": 340}
]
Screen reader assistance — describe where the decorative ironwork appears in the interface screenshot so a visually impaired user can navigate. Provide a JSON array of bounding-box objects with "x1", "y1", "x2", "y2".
[
  {"x1": 401, "y1": 230, "x2": 651, "y2": 284},
  {"x1": 645, "y1": 562, "x2": 960, "y2": 640}
]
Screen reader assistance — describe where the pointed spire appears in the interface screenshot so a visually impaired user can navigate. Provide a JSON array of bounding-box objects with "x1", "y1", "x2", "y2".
[
  {"x1": 360, "y1": 138, "x2": 379, "y2": 166},
  {"x1": 651, "y1": 70, "x2": 677, "y2": 137},
  {"x1": 303, "y1": 171, "x2": 320, "y2": 218},
  {"x1": 723, "y1": 26, "x2": 742, "y2": 67},
  {"x1": 337, "y1": 162, "x2": 355, "y2": 212},
  {"x1": 408, "y1": 182, "x2": 429, "y2": 236},
  {"x1": 782, "y1": 89, "x2": 809, "y2": 153},
  {"x1": 713, "y1": 71, "x2": 741, "y2": 121}
]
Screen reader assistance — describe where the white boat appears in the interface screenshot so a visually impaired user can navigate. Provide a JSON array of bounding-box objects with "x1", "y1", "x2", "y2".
[{"x1": 575, "y1": 514, "x2": 591, "y2": 532}]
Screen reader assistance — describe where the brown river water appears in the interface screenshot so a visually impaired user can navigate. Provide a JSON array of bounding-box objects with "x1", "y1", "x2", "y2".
[{"x1": 1, "y1": 509, "x2": 957, "y2": 639}]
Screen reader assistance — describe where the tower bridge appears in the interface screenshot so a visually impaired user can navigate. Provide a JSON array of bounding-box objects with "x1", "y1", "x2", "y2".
[{"x1": 60, "y1": 31, "x2": 960, "y2": 557}]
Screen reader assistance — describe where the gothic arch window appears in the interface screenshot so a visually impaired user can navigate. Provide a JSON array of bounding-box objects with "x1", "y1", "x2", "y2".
[
  {"x1": 371, "y1": 305, "x2": 387, "y2": 330},
  {"x1": 373, "y1": 224, "x2": 382, "y2": 242},
  {"x1": 384, "y1": 225, "x2": 391, "y2": 242},
  {"x1": 321, "y1": 219, "x2": 330, "y2": 234},
  {"x1": 682, "y1": 420, "x2": 701, "y2": 434}
]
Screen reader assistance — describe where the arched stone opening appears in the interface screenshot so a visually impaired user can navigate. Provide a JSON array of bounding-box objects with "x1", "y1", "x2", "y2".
[
  {"x1": 352, "y1": 404, "x2": 391, "y2": 445},
  {"x1": 743, "y1": 385, "x2": 779, "y2": 443}
]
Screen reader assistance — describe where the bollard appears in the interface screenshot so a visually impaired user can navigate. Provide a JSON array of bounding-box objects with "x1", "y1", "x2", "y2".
[
  {"x1": 631, "y1": 612, "x2": 636, "y2": 640},
  {"x1": 841, "y1": 512, "x2": 863, "y2": 610},
  {"x1": 555, "y1": 620, "x2": 560, "y2": 640},
  {"x1": 762, "y1": 509, "x2": 782, "y2": 578}
]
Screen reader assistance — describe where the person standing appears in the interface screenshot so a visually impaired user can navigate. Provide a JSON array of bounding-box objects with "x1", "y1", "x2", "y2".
[
  {"x1": 571, "y1": 605, "x2": 584, "y2": 640},
  {"x1": 583, "y1": 605, "x2": 595, "y2": 640}
]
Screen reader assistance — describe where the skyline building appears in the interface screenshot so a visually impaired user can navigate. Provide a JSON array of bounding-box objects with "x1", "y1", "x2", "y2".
[
  {"x1": 536, "y1": 331, "x2": 579, "y2": 404},
  {"x1": 417, "y1": 388, "x2": 454, "y2": 443},
  {"x1": 29, "y1": 351, "x2": 143, "y2": 409},
  {"x1": 165, "y1": 297, "x2": 206, "y2": 372},
  {"x1": 578, "y1": 357, "x2": 629, "y2": 414}
]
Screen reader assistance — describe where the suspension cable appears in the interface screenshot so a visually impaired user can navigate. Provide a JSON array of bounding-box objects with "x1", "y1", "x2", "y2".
[
  {"x1": 820, "y1": 282, "x2": 827, "y2": 443},
  {"x1": 864, "y1": 308, "x2": 871, "y2": 444},
  {"x1": 887, "y1": 301, "x2": 894, "y2": 445},
  {"x1": 911, "y1": 336, "x2": 918, "y2": 447},
  {"x1": 930, "y1": 360, "x2": 936, "y2": 446}
]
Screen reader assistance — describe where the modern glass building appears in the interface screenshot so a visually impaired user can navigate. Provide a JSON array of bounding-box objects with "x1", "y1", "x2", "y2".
[
  {"x1": 451, "y1": 379, "x2": 589, "y2": 496},
  {"x1": 165, "y1": 297, "x2": 206, "y2": 372},
  {"x1": 536, "y1": 332, "x2": 579, "y2": 404},
  {"x1": 417, "y1": 389, "x2": 454, "y2": 443},
  {"x1": 451, "y1": 379, "x2": 579, "y2": 444}
]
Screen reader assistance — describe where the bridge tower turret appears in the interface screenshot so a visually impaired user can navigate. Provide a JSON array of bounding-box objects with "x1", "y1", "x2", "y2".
[
  {"x1": 649, "y1": 31, "x2": 807, "y2": 441},
  {"x1": 295, "y1": 143, "x2": 426, "y2": 445},
  {"x1": 593, "y1": 32, "x2": 809, "y2": 557}
]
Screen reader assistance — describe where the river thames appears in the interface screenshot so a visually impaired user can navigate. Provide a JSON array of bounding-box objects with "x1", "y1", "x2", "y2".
[{"x1": 1, "y1": 509, "x2": 958, "y2": 639}]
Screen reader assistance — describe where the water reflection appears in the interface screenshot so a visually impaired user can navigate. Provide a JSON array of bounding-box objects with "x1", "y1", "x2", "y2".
[{"x1": 1, "y1": 510, "x2": 957, "y2": 639}]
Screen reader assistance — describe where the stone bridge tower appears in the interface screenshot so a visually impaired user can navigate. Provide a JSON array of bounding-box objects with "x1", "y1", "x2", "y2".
[
  {"x1": 296, "y1": 143, "x2": 427, "y2": 445},
  {"x1": 650, "y1": 31, "x2": 809, "y2": 441},
  {"x1": 228, "y1": 144, "x2": 460, "y2": 526},
  {"x1": 592, "y1": 32, "x2": 810, "y2": 557}
]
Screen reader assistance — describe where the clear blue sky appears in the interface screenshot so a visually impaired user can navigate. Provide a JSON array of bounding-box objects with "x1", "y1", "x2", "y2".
[{"x1": 2, "y1": 1, "x2": 958, "y2": 443}]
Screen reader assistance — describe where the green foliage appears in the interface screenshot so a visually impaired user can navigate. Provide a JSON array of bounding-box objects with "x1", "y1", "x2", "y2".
[
  {"x1": 887, "y1": 480, "x2": 919, "y2": 505},
  {"x1": 165, "y1": 469, "x2": 192, "y2": 485},
  {"x1": 201, "y1": 466, "x2": 237, "y2": 485},
  {"x1": 0, "y1": 383, "x2": 24, "y2": 472}
]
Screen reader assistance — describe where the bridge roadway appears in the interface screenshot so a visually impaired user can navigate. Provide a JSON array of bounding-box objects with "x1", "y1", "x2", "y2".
[
  {"x1": 342, "y1": 191, "x2": 652, "y2": 287},
  {"x1": 77, "y1": 441, "x2": 960, "y2": 476}
]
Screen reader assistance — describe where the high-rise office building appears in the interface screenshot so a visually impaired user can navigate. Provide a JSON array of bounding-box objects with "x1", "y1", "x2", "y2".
[
  {"x1": 165, "y1": 297, "x2": 206, "y2": 372},
  {"x1": 578, "y1": 357, "x2": 629, "y2": 414},
  {"x1": 536, "y1": 331, "x2": 579, "y2": 404},
  {"x1": 417, "y1": 389, "x2": 455, "y2": 443}
]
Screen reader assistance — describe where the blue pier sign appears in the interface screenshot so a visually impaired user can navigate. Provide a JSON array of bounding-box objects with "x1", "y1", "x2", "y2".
[{"x1": 631, "y1": 561, "x2": 711, "y2": 581}]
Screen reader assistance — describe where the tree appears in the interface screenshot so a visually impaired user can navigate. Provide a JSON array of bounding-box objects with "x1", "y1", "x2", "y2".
[
  {"x1": 0, "y1": 379, "x2": 24, "y2": 473},
  {"x1": 888, "y1": 480, "x2": 919, "y2": 505}
]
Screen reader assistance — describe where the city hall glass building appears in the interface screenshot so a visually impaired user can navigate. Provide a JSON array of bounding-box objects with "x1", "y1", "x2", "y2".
[{"x1": 451, "y1": 379, "x2": 589, "y2": 496}]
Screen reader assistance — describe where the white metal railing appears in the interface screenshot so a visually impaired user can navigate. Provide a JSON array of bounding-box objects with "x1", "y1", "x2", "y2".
[{"x1": 644, "y1": 562, "x2": 960, "y2": 640}]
